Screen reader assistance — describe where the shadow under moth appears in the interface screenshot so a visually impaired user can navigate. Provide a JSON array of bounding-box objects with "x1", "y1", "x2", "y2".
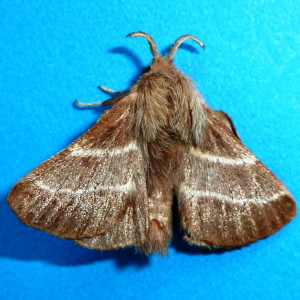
[{"x1": 8, "y1": 32, "x2": 296, "y2": 255}]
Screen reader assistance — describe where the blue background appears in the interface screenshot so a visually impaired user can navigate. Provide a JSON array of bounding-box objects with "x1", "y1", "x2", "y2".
[{"x1": 1, "y1": 1, "x2": 299, "y2": 299}]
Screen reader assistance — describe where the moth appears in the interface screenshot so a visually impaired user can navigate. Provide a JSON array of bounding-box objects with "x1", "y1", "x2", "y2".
[{"x1": 8, "y1": 32, "x2": 296, "y2": 255}]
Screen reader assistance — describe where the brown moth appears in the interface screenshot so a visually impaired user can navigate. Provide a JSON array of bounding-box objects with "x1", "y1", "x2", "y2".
[{"x1": 8, "y1": 32, "x2": 296, "y2": 255}]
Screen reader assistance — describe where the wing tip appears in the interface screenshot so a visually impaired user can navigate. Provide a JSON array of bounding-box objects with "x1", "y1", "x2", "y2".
[{"x1": 7, "y1": 181, "x2": 28, "y2": 219}]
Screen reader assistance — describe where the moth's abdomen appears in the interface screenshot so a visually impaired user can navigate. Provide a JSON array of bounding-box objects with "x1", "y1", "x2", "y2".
[{"x1": 142, "y1": 187, "x2": 173, "y2": 255}]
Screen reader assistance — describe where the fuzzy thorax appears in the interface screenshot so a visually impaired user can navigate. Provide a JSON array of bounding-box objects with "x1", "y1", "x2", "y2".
[
  {"x1": 134, "y1": 57, "x2": 205, "y2": 145},
  {"x1": 132, "y1": 57, "x2": 206, "y2": 181}
]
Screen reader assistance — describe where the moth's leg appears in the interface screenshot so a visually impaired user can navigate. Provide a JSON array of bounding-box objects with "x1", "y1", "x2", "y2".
[
  {"x1": 74, "y1": 100, "x2": 105, "y2": 107},
  {"x1": 144, "y1": 187, "x2": 173, "y2": 254},
  {"x1": 74, "y1": 85, "x2": 128, "y2": 107},
  {"x1": 98, "y1": 85, "x2": 126, "y2": 95},
  {"x1": 74, "y1": 95, "x2": 123, "y2": 107}
]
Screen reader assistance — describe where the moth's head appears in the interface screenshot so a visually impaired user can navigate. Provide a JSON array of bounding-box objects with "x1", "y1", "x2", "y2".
[{"x1": 127, "y1": 32, "x2": 205, "y2": 74}]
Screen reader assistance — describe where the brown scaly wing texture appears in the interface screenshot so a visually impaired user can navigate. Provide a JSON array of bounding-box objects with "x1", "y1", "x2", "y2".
[
  {"x1": 177, "y1": 107, "x2": 296, "y2": 248},
  {"x1": 8, "y1": 95, "x2": 150, "y2": 251},
  {"x1": 75, "y1": 203, "x2": 139, "y2": 250}
]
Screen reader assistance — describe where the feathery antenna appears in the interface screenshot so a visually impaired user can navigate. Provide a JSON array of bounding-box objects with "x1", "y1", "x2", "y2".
[
  {"x1": 127, "y1": 31, "x2": 160, "y2": 60},
  {"x1": 168, "y1": 34, "x2": 205, "y2": 60}
]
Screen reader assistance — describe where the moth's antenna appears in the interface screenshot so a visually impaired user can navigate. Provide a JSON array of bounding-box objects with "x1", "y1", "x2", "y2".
[
  {"x1": 168, "y1": 35, "x2": 205, "y2": 60},
  {"x1": 127, "y1": 31, "x2": 160, "y2": 60}
]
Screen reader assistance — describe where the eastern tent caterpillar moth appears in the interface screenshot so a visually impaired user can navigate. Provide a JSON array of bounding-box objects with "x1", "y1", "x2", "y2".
[{"x1": 8, "y1": 32, "x2": 296, "y2": 255}]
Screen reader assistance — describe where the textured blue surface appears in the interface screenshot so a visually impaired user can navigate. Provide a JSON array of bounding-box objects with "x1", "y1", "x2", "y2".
[{"x1": 1, "y1": 1, "x2": 299, "y2": 299}]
